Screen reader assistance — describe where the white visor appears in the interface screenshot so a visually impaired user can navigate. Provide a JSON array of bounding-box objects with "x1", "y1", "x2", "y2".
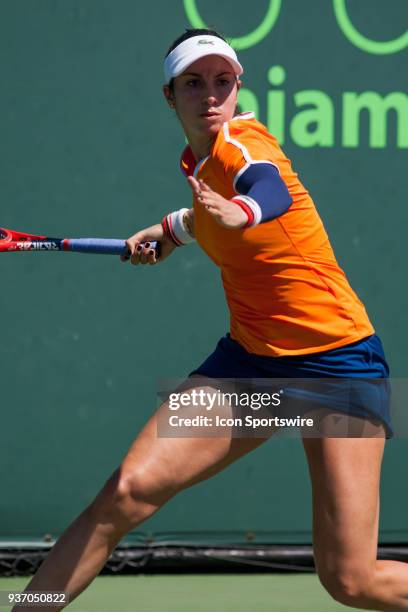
[{"x1": 164, "y1": 35, "x2": 243, "y2": 84}]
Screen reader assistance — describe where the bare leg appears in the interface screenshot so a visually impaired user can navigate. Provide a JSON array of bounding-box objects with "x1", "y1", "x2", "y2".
[
  {"x1": 14, "y1": 379, "x2": 269, "y2": 611},
  {"x1": 303, "y1": 433, "x2": 408, "y2": 611}
]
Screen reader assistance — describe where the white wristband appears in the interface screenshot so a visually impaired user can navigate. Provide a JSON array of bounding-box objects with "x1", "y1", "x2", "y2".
[
  {"x1": 167, "y1": 208, "x2": 195, "y2": 245},
  {"x1": 231, "y1": 195, "x2": 262, "y2": 227}
]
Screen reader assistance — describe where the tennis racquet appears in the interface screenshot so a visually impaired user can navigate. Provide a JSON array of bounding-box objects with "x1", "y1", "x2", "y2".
[{"x1": 0, "y1": 227, "x2": 159, "y2": 257}]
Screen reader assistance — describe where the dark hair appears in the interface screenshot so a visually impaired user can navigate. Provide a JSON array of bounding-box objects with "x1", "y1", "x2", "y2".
[{"x1": 165, "y1": 28, "x2": 227, "y2": 92}]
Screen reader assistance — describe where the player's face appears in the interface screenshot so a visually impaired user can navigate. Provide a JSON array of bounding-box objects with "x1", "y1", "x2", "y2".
[{"x1": 167, "y1": 56, "x2": 241, "y2": 141}]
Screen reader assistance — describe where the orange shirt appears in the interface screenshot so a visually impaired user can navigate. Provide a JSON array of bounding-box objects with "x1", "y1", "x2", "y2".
[{"x1": 181, "y1": 112, "x2": 374, "y2": 357}]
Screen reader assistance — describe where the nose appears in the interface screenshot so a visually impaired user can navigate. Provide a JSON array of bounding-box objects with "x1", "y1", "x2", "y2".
[
  {"x1": 204, "y1": 97, "x2": 217, "y2": 108},
  {"x1": 202, "y1": 84, "x2": 218, "y2": 107}
]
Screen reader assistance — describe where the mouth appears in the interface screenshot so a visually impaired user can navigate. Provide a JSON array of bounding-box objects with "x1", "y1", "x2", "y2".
[{"x1": 200, "y1": 111, "x2": 220, "y2": 118}]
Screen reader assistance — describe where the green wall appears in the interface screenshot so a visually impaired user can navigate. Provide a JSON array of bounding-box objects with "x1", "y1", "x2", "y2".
[{"x1": 0, "y1": 0, "x2": 407, "y2": 544}]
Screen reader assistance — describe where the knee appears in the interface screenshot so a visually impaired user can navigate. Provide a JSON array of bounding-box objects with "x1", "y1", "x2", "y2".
[
  {"x1": 93, "y1": 467, "x2": 176, "y2": 528},
  {"x1": 318, "y1": 566, "x2": 374, "y2": 608}
]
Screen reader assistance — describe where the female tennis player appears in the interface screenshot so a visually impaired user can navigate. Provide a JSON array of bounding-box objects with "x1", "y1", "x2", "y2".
[{"x1": 16, "y1": 29, "x2": 408, "y2": 612}]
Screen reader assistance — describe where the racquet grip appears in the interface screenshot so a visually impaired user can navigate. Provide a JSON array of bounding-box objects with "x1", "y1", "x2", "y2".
[{"x1": 66, "y1": 239, "x2": 158, "y2": 256}]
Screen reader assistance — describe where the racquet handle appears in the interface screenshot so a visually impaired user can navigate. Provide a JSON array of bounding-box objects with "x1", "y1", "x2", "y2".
[{"x1": 65, "y1": 238, "x2": 159, "y2": 256}]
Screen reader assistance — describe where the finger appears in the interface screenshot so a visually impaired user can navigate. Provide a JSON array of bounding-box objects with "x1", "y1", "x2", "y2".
[
  {"x1": 198, "y1": 193, "x2": 221, "y2": 210},
  {"x1": 141, "y1": 242, "x2": 158, "y2": 265},
  {"x1": 130, "y1": 243, "x2": 143, "y2": 265},
  {"x1": 199, "y1": 190, "x2": 218, "y2": 203},
  {"x1": 139, "y1": 242, "x2": 152, "y2": 265},
  {"x1": 195, "y1": 190, "x2": 215, "y2": 208},
  {"x1": 201, "y1": 203, "x2": 218, "y2": 215},
  {"x1": 198, "y1": 179, "x2": 213, "y2": 193},
  {"x1": 187, "y1": 176, "x2": 201, "y2": 194},
  {"x1": 147, "y1": 247, "x2": 158, "y2": 265},
  {"x1": 126, "y1": 239, "x2": 139, "y2": 256}
]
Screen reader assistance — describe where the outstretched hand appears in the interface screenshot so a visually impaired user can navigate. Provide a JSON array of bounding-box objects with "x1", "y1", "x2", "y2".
[{"x1": 187, "y1": 177, "x2": 248, "y2": 229}]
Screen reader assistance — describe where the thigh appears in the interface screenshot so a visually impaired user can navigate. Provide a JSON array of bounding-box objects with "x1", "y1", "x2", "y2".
[
  {"x1": 120, "y1": 377, "x2": 272, "y2": 497},
  {"x1": 302, "y1": 435, "x2": 385, "y2": 578}
]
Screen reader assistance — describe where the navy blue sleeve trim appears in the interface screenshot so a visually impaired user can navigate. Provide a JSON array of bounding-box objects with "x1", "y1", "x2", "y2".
[{"x1": 235, "y1": 163, "x2": 293, "y2": 223}]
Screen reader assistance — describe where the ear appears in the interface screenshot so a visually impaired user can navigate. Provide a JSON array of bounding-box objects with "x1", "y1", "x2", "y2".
[
  {"x1": 236, "y1": 79, "x2": 242, "y2": 92},
  {"x1": 163, "y1": 85, "x2": 175, "y2": 108}
]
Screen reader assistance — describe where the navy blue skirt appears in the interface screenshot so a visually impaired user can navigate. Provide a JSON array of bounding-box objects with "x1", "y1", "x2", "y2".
[{"x1": 190, "y1": 334, "x2": 392, "y2": 437}]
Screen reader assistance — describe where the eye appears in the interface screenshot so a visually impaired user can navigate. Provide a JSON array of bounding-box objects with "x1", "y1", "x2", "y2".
[
  {"x1": 217, "y1": 78, "x2": 231, "y2": 86},
  {"x1": 186, "y1": 78, "x2": 200, "y2": 87}
]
